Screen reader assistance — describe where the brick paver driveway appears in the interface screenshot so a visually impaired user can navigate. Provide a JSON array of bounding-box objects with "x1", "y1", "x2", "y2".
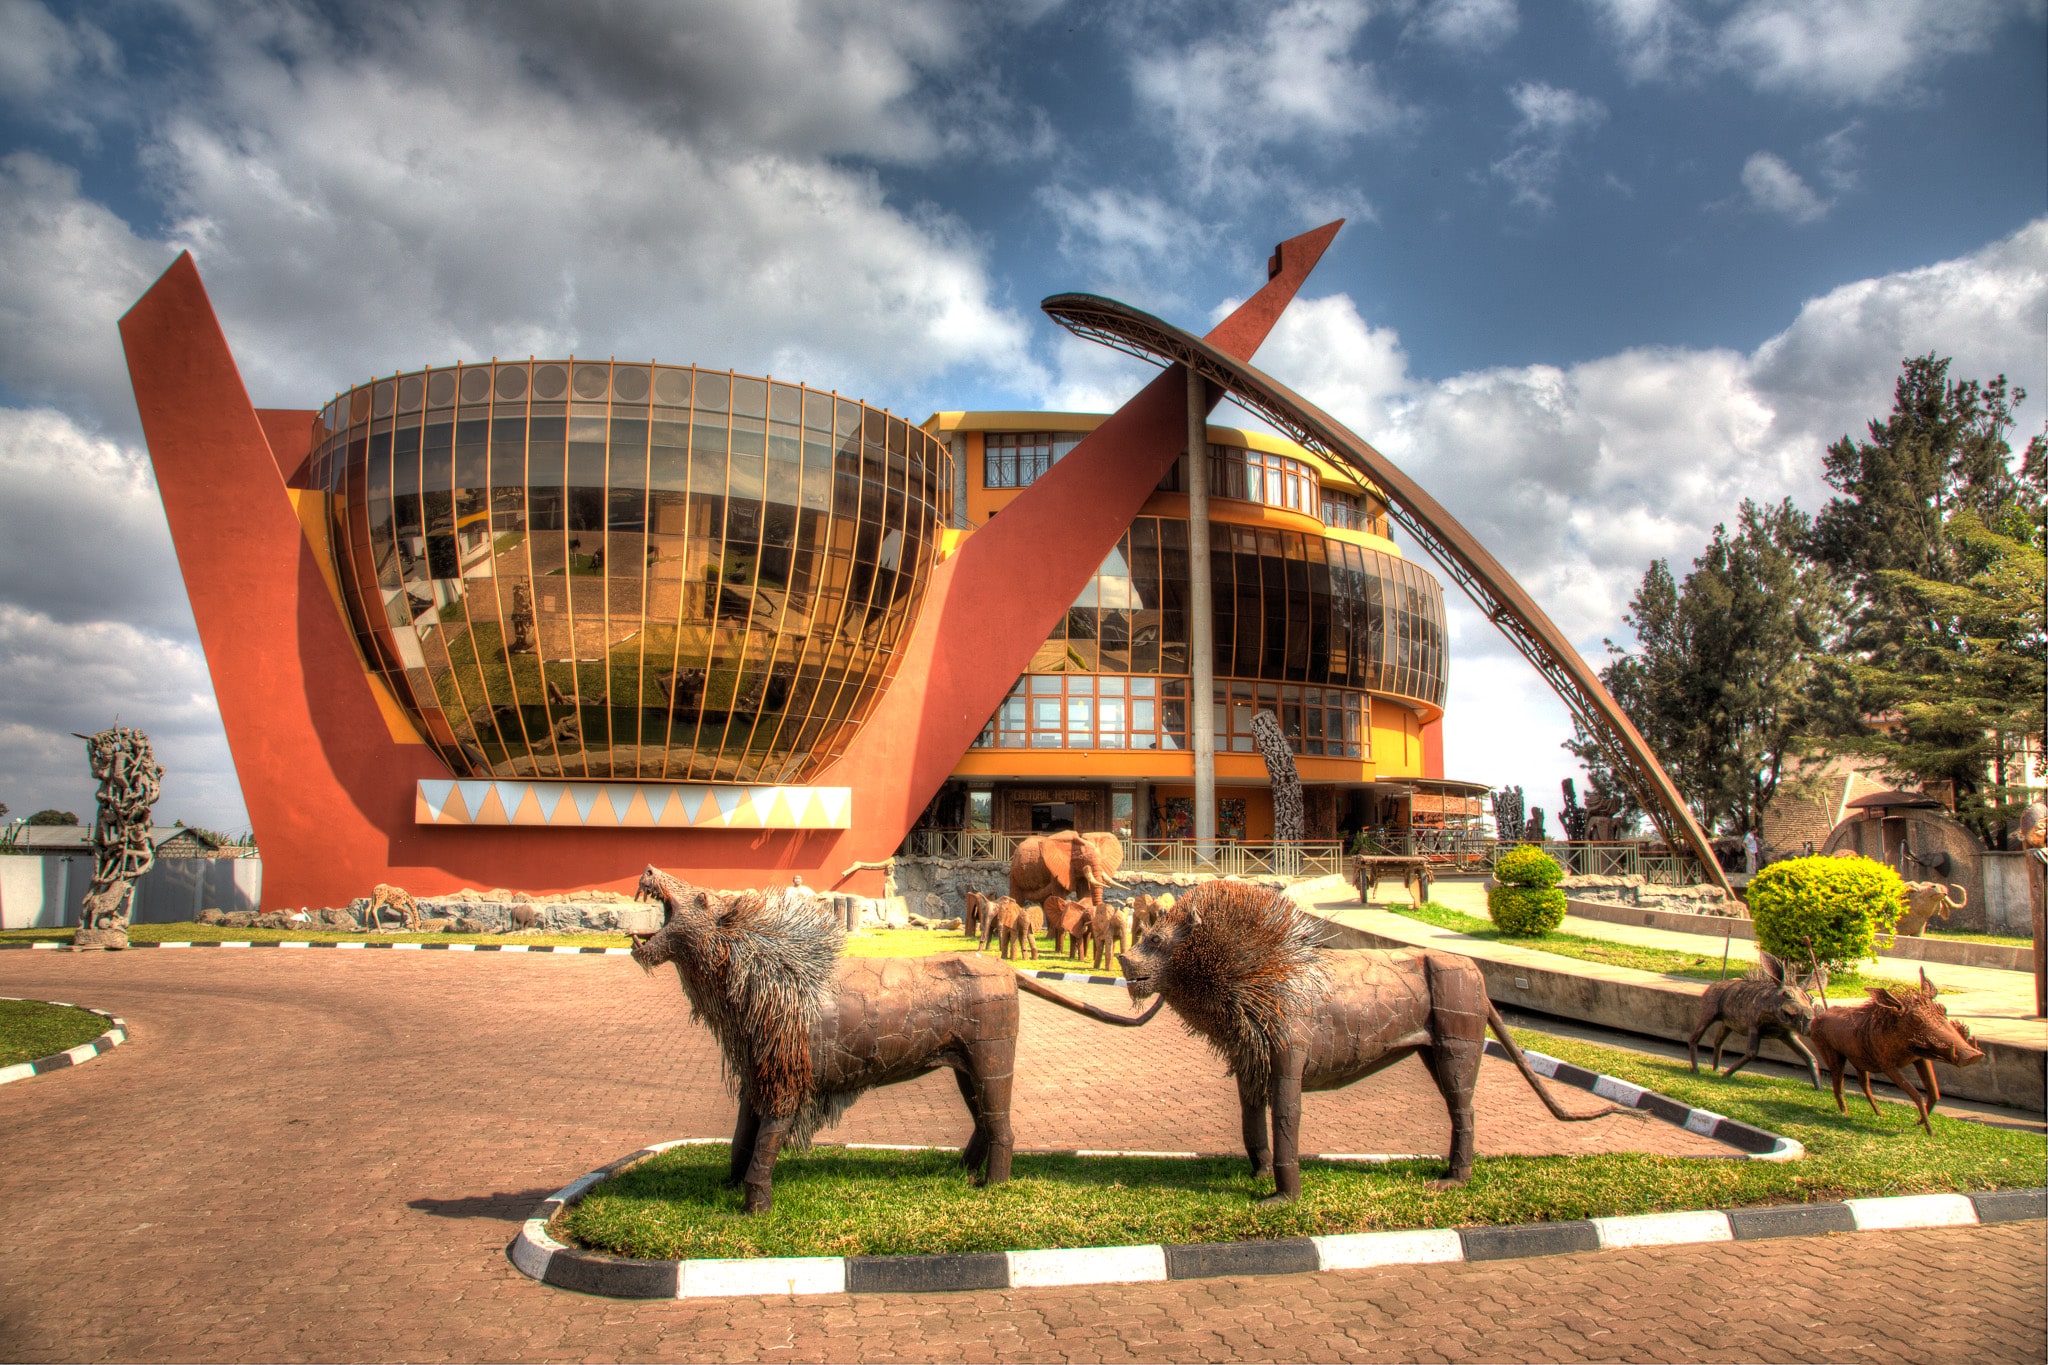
[{"x1": 1, "y1": 949, "x2": 2040, "y2": 1363}]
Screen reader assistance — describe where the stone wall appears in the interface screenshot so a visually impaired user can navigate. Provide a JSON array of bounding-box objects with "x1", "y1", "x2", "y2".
[
  {"x1": 1556, "y1": 873, "x2": 1738, "y2": 916},
  {"x1": 885, "y1": 856, "x2": 1343, "y2": 912},
  {"x1": 342, "y1": 889, "x2": 659, "y2": 934}
]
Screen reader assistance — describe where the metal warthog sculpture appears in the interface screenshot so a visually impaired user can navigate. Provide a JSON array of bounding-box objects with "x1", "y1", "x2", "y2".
[
  {"x1": 1017, "y1": 878, "x2": 1617, "y2": 1201},
  {"x1": 1687, "y1": 951, "x2": 1824, "y2": 1087},
  {"x1": 1808, "y1": 968, "x2": 1985, "y2": 1133},
  {"x1": 632, "y1": 868, "x2": 1019, "y2": 1212}
]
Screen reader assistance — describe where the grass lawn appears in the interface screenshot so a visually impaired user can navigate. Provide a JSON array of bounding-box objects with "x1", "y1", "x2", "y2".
[
  {"x1": 1389, "y1": 902, "x2": 1913, "y2": 996},
  {"x1": 557, "y1": 1023, "x2": 2048, "y2": 1261},
  {"x1": 0, "y1": 998, "x2": 111, "y2": 1068}
]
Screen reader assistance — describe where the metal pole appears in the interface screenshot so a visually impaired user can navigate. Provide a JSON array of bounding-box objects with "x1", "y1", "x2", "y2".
[{"x1": 1186, "y1": 366, "x2": 1216, "y2": 862}]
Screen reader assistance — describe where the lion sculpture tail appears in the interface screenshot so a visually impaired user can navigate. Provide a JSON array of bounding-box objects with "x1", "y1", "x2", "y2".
[{"x1": 1483, "y1": 999, "x2": 1624, "y2": 1123}]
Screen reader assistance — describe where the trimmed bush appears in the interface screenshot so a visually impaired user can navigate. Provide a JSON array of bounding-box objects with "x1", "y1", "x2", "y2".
[
  {"x1": 1746, "y1": 855, "x2": 1903, "y2": 973},
  {"x1": 1489, "y1": 885, "x2": 1568, "y2": 936},
  {"x1": 1493, "y1": 845, "x2": 1564, "y2": 889},
  {"x1": 1490, "y1": 846, "x2": 1567, "y2": 934}
]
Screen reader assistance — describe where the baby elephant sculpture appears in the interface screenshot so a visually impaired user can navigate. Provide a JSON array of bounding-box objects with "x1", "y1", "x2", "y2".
[
  {"x1": 1896, "y1": 881, "x2": 1966, "y2": 937},
  {"x1": 979, "y1": 896, "x2": 1038, "y2": 961},
  {"x1": 1808, "y1": 968, "x2": 1984, "y2": 1133},
  {"x1": 1090, "y1": 902, "x2": 1130, "y2": 972},
  {"x1": 962, "y1": 891, "x2": 992, "y2": 941},
  {"x1": 1019, "y1": 878, "x2": 1615, "y2": 1201},
  {"x1": 1043, "y1": 895, "x2": 1090, "y2": 960},
  {"x1": 1687, "y1": 951, "x2": 1824, "y2": 1088},
  {"x1": 632, "y1": 867, "x2": 1019, "y2": 1212}
]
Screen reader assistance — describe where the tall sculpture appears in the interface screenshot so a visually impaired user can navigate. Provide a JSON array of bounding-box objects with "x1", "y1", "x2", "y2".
[
  {"x1": 1492, "y1": 786, "x2": 1525, "y2": 842},
  {"x1": 71, "y1": 726, "x2": 163, "y2": 950},
  {"x1": 1559, "y1": 778, "x2": 1588, "y2": 842},
  {"x1": 1251, "y1": 710, "x2": 1304, "y2": 844}
]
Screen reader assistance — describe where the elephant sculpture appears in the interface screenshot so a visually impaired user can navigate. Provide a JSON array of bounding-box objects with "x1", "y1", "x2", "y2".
[
  {"x1": 1008, "y1": 830, "x2": 1127, "y2": 911},
  {"x1": 1896, "y1": 881, "x2": 1967, "y2": 937}
]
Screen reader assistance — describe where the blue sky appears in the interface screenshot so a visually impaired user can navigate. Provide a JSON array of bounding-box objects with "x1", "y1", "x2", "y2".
[{"x1": 1, "y1": 0, "x2": 2044, "y2": 832}]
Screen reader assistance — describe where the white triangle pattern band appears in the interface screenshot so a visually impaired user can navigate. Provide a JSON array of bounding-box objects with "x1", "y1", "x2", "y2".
[{"x1": 414, "y1": 780, "x2": 854, "y2": 830}]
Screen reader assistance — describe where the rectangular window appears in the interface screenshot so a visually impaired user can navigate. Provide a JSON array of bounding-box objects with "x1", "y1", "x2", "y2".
[{"x1": 981, "y1": 432, "x2": 1078, "y2": 488}]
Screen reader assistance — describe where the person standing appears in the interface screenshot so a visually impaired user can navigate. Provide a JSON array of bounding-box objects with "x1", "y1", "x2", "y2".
[{"x1": 1743, "y1": 828, "x2": 1760, "y2": 875}]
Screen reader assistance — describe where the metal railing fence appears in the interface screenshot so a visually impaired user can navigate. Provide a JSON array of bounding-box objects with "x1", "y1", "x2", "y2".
[{"x1": 895, "y1": 829, "x2": 1345, "y2": 879}]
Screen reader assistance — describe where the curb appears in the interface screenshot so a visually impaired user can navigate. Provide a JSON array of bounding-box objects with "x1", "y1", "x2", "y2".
[
  {"x1": 508, "y1": 1042, "x2": 1835, "y2": 1299},
  {"x1": 0, "y1": 997, "x2": 128, "y2": 1086},
  {"x1": 509, "y1": 1145, "x2": 2047, "y2": 1299},
  {"x1": 1, "y1": 938, "x2": 637, "y2": 955},
  {"x1": 1489, "y1": 1039, "x2": 1802, "y2": 1161}
]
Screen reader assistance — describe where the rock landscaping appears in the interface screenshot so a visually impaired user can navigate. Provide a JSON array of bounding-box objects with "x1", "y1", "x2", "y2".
[{"x1": 1560, "y1": 874, "x2": 1738, "y2": 916}]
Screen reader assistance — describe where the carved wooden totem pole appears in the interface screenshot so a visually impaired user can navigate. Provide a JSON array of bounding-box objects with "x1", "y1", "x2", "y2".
[
  {"x1": 1251, "y1": 709, "x2": 1304, "y2": 845},
  {"x1": 70, "y1": 726, "x2": 163, "y2": 950}
]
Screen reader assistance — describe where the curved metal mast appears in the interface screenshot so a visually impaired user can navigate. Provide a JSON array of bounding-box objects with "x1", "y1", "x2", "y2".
[{"x1": 1043, "y1": 291, "x2": 1730, "y2": 894}]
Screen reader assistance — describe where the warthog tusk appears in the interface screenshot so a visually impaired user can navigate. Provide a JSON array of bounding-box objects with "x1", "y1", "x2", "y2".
[{"x1": 1015, "y1": 972, "x2": 1164, "y2": 1026}]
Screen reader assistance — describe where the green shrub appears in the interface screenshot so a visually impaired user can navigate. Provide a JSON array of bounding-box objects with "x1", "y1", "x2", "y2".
[
  {"x1": 1489, "y1": 885, "x2": 1568, "y2": 936},
  {"x1": 1493, "y1": 844, "x2": 1563, "y2": 889},
  {"x1": 1746, "y1": 855, "x2": 1903, "y2": 973}
]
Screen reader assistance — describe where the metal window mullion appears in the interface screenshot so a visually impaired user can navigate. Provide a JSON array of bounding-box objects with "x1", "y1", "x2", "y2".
[
  {"x1": 681, "y1": 374, "x2": 738, "y2": 782},
  {"x1": 731, "y1": 384, "x2": 806, "y2": 779},
  {"x1": 485, "y1": 359, "x2": 543, "y2": 780},
  {"x1": 653, "y1": 369, "x2": 698, "y2": 782}
]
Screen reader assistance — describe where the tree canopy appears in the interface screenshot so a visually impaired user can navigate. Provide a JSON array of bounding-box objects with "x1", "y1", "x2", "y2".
[{"x1": 1575, "y1": 354, "x2": 2045, "y2": 844}]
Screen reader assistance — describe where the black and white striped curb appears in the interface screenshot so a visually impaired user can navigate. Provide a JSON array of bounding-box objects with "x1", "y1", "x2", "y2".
[
  {"x1": 0, "y1": 938, "x2": 637, "y2": 955},
  {"x1": 0, "y1": 997, "x2": 127, "y2": 1086},
  {"x1": 509, "y1": 1141, "x2": 2047, "y2": 1299},
  {"x1": 1489, "y1": 1039, "x2": 1804, "y2": 1161}
]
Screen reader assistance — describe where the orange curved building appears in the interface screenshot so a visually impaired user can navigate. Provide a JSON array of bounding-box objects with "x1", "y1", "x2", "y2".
[{"x1": 119, "y1": 222, "x2": 1487, "y2": 910}]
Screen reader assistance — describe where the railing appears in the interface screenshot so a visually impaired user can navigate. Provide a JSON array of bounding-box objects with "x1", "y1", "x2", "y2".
[
  {"x1": 1351, "y1": 832, "x2": 1706, "y2": 885},
  {"x1": 894, "y1": 829, "x2": 1345, "y2": 880}
]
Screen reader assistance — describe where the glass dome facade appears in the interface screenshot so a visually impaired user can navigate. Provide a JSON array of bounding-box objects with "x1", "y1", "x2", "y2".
[{"x1": 308, "y1": 360, "x2": 949, "y2": 783}]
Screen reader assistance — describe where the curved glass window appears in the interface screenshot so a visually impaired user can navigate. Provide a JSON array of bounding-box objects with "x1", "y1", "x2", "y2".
[
  {"x1": 1020, "y1": 516, "x2": 1446, "y2": 708},
  {"x1": 971, "y1": 674, "x2": 1368, "y2": 758},
  {"x1": 1153, "y1": 443, "x2": 1322, "y2": 520},
  {"x1": 313, "y1": 361, "x2": 950, "y2": 783}
]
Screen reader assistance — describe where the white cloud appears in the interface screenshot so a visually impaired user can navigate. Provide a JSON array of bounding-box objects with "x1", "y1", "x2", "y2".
[
  {"x1": 0, "y1": 2, "x2": 115, "y2": 106},
  {"x1": 0, "y1": 153, "x2": 177, "y2": 426},
  {"x1": 1246, "y1": 217, "x2": 2048, "y2": 799},
  {"x1": 1490, "y1": 82, "x2": 1606, "y2": 211},
  {"x1": 0, "y1": 605, "x2": 239, "y2": 834},
  {"x1": 1409, "y1": 0, "x2": 1519, "y2": 51},
  {"x1": 1130, "y1": 0, "x2": 1409, "y2": 192},
  {"x1": 0, "y1": 3, "x2": 1044, "y2": 438},
  {"x1": 1741, "y1": 151, "x2": 1829, "y2": 223},
  {"x1": 1038, "y1": 185, "x2": 1191, "y2": 292},
  {"x1": 1585, "y1": 0, "x2": 2046, "y2": 103}
]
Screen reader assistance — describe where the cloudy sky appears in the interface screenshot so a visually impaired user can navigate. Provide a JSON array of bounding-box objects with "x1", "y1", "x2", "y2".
[{"x1": 2, "y1": 0, "x2": 2044, "y2": 832}]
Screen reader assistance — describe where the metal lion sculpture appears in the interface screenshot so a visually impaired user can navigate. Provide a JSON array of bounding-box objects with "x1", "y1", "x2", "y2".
[
  {"x1": 1018, "y1": 878, "x2": 1618, "y2": 1202},
  {"x1": 71, "y1": 726, "x2": 164, "y2": 950},
  {"x1": 631, "y1": 867, "x2": 1019, "y2": 1213}
]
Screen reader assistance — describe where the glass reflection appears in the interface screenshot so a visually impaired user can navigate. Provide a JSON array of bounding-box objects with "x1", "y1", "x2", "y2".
[{"x1": 319, "y1": 361, "x2": 952, "y2": 782}]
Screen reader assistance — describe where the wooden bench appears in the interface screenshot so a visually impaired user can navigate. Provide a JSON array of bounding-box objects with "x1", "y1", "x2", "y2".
[{"x1": 1354, "y1": 855, "x2": 1434, "y2": 907}]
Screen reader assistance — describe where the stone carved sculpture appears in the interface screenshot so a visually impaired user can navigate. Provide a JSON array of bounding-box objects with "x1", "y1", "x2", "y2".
[
  {"x1": 1584, "y1": 794, "x2": 1626, "y2": 842},
  {"x1": 1251, "y1": 709, "x2": 1304, "y2": 844},
  {"x1": 1018, "y1": 879, "x2": 1615, "y2": 1200},
  {"x1": 71, "y1": 726, "x2": 164, "y2": 950},
  {"x1": 1687, "y1": 951, "x2": 1824, "y2": 1088},
  {"x1": 1807, "y1": 969, "x2": 1984, "y2": 1132},
  {"x1": 1491, "y1": 786, "x2": 1524, "y2": 842},
  {"x1": 632, "y1": 867, "x2": 1019, "y2": 1212},
  {"x1": 1895, "y1": 881, "x2": 1967, "y2": 937}
]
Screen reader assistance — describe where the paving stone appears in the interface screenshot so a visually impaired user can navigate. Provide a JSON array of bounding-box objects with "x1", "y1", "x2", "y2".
[{"x1": 0, "y1": 949, "x2": 2040, "y2": 1363}]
